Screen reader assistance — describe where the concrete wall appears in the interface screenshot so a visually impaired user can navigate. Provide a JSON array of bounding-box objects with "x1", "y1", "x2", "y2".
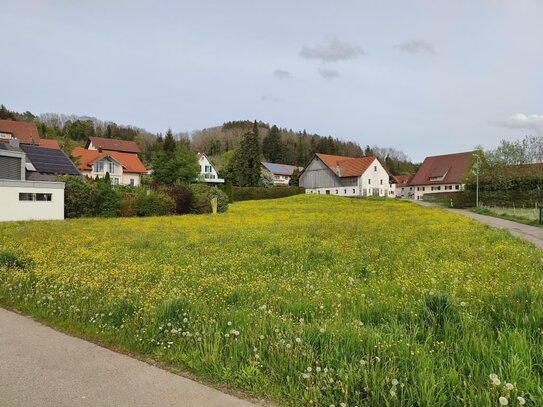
[{"x1": 0, "y1": 180, "x2": 65, "y2": 221}]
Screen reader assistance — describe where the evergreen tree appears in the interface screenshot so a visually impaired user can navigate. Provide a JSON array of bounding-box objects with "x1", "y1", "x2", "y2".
[
  {"x1": 229, "y1": 121, "x2": 262, "y2": 186},
  {"x1": 152, "y1": 130, "x2": 199, "y2": 185},
  {"x1": 224, "y1": 180, "x2": 234, "y2": 203},
  {"x1": 163, "y1": 129, "x2": 177, "y2": 155},
  {"x1": 289, "y1": 168, "x2": 300, "y2": 186},
  {"x1": 262, "y1": 125, "x2": 285, "y2": 163}
]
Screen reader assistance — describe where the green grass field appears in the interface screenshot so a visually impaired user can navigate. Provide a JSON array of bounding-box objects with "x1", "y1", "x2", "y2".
[{"x1": 0, "y1": 195, "x2": 542, "y2": 406}]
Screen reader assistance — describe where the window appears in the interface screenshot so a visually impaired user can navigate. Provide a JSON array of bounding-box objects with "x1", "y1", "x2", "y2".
[
  {"x1": 19, "y1": 193, "x2": 52, "y2": 201},
  {"x1": 95, "y1": 161, "x2": 104, "y2": 172},
  {"x1": 108, "y1": 162, "x2": 116, "y2": 174},
  {"x1": 344, "y1": 189, "x2": 347, "y2": 194},
  {"x1": 335, "y1": 189, "x2": 338, "y2": 194},
  {"x1": 36, "y1": 193, "x2": 52, "y2": 201},
  {"x1": 325, "y1": 190, "x2": 330, "y2": 195},
  {"x1": 368, "y1": 179, "x2": 371, "y2": 185},
  {"x1": 205, "y1": 165, "x2": 212, "y2": 173},
  {"x1": 437, "y1": 186, "x2": 441, "y2": 191},
  {"x1": 455, "y1": 185, "x2": 459, "y2": 190},
  {"x1": 111, "y1": 177, "x2": 120, "y2": 185},
  {"x1": 422, "y1": 187, "x2": 425, "y2": 191},
  {"x1": 374, "y1": 166, "x2": 377, "y2": 171},
  {"x1": 380, "y1": 179, "x2": 383, "y2": 185},
  {"x1": 352, "y1": 189, "x2": 355, "y2": 194},
  {"x1": 130, "y1": 179, "x2": 135, "y2": 186},
  {"x1": 19, "y1": 193, "x2": 34, "y2": 201}
]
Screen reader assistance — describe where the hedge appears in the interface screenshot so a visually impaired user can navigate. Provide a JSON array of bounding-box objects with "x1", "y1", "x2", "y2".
[{"x1": 232, "y1": 186, "x2": 305, "y2": 201}]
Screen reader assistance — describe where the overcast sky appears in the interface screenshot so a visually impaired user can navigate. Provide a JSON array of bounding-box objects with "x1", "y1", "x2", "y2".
[{"x1": 2, "y1": 0, "x2": 543, "y2": 161}]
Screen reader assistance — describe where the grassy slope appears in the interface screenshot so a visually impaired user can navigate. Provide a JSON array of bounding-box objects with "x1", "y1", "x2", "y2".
[{"x1": 0, "y1": 195, "x2": 542, "y2": 406}]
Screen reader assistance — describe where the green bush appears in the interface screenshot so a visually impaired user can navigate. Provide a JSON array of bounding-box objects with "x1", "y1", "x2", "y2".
[
  {"x1": 232, "y1": 186, "x2": 305, "y2": 201},
  {"x1": 62, "y1": 176, "x2": 97, "y2": 218},
  {"x1": 135, "y1": 190, "x2": 175, "y2": 217},
  {"x1": 119, "y1": 192, "x2": 138, "y2": 217},
  {"x1": 190, "y1": 184, "x2": 229, "y2": 214},
  {"x1": 94, "y1": 180, "x2": 121, "y2": 218},
  {"x1": 162, "y1": 184, "x2": 193, "y2": 214}
]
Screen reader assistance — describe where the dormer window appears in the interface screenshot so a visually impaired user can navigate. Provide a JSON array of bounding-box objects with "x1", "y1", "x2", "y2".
[{"x1": 429, "y1": 175, "x2": 444, "y2": 181}]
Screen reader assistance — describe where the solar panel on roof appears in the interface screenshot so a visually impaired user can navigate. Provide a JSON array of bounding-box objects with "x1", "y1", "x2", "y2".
[{"x1": 20, "y1": 144, "x2": 80, "y2": 175}]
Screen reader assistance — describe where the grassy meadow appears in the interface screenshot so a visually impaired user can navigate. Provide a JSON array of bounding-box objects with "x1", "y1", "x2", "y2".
[{"x1": 0, "y1": 195, "x2": 542, "y2": 406}]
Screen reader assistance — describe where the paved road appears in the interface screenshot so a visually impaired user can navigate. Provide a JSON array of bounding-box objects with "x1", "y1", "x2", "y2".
[
  {"x1": 0, "y1": 308, "x2": 262, "y2": 407},
  {"x1": 413, "y1": 200, "x2": 543, "y2": 249}
]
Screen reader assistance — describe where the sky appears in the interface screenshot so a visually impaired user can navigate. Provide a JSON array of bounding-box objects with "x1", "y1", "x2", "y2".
[{"x1": 2, "y1": 0, "x2": 543, "y2": 161}]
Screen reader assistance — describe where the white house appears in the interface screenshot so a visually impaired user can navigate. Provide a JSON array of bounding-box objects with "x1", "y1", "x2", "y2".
[
  {"x1": 410, "y1": 151, "x2": 473, "y2": 200},
  {"x1": 300, "y1": 153, "x2": 395, "y2": 197},
  {"x1": 72, "y1": 146, "x2": 147, "y2": 186},
  {"x1": 197, "y1": 153, "x2": 224, "y2": 184},
  {"x1": 392, "y1": 175, "x2": 414, "y2": 199},
  {"x1": 261, "y1": 162, "x2": 303, "y2": 186},
  {"x1": 0, "y1": 141, "x2": 66, "y2": 221}
]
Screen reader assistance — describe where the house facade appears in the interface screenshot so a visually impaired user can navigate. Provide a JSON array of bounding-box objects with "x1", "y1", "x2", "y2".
[
  {"x1": 72, "y1": 147, "x2": 147, "y2": 186},
  {"x1": 261, "y1": 162, "x2": 303, "y2": 186},
  {"x1": 0, "y1": 140, "x2": 68, "y2": 221},
  {"x1": 392, "y1": 175, "x2": 414, "y2": 199},
  {"x1": 300, "y1": 153, "x2": 395, "y2": 197},
  {"x1": 409, "y1": 151, "x2": 473, "y2": 200},
  {"x1": 197, "y1": 153, "x2": 224, "y2": 184}
]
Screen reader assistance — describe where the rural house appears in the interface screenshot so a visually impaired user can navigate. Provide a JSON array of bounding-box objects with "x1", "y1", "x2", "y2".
[
  {"x1": 300, "y1": 153, "x2": 395, "y2": 197},
  {"x1": 261, "y1": 162, "x2": 303, "y2": 186},
  {"x1": 72, "y1": 137, "x2": 147, "y2": 186},
  {"x1": 0, "y1": 139, "x2": 80, "y2": 221},
  {"x1": 197, "y1": 153, "x2": 224, "y2": 184},
  {"x1": 409, "y1": 151, "x2": 473, "y2": 200},
  {"x1": 0, "y1": 118, "x2": 61, "y2": 149},
  {"x1": 392, "y1": 174, "x2": 414, "y2": 199}
]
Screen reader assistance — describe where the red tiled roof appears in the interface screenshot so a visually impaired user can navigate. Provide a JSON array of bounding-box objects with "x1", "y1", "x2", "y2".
[
  {"x1": 72, "y1": 147, "x2": 147, "y2": 174},
  {"x1": 0, "y1": 119, "x2": 41, "y2": 144},
  {"x1": 87, "y1": 136, "x2": 141, "y2": 154},
  {"x1": 410, "y1": 151, "x2": 473, "y2": 186},
  {"x1": 39, "y1": 139, "x2": 61, "y2": 149},
  {"x1": 392, "y1": 174, "x2": 413, "y2": 187},
  {"x1": 315, "y1": 153, "x2": 377, "y2": 177}
]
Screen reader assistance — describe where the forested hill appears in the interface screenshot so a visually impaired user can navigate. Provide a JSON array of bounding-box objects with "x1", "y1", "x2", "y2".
[{"x1": 0, "y1": 105, "x2": 417, "y2": 174}]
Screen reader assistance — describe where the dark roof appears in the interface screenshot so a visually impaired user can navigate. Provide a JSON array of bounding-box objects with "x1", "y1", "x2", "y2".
[
  {"x1": 19, "y1": 144, "x2": 80, "y2": 176},
  {"x1": 87, "y1": 137, "x2": 141, "y2": 154},
  {"x1": 410, "y1": 152, "x2": 473, "y2": 186},
  {"x1": 261, "y1": 162, "x2": 303, "y2": 176},
  {"x1": 0, "y1": 119, "x2": 41, "y2": 144}
]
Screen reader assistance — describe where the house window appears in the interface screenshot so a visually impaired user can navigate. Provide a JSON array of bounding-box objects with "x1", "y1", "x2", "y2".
[
  {"x1": 335, "y1": 189, "x2": 338, "y2": 194},
  {"x1": 130, "y1": 179, "x2": 135, "y2": 186},
  {"x1": 36, "y1": 193, "x2": 52, "y2": 201},
  {"x1": 344, "y1": 189, "x2": 347, "y2": 194},
  {"x1": 455, "y1": 185, "x2": 459, "y2": 190},
  {"x1": 205, "y1": 165, "x2": 212, "y2": 173},
  {"x1": 353, "y1": 189, "x2": 355, "y2": 194},
  {"x1": 325, "y1": 190, "x2": 330, "y2": 195},
  {"x1": 19, "y1": 193, "x2": 52, "y2": 201},
  {"x1": 380, "y1": 179, "x2": 383, "y2": 185},
  {"x1": 108, "y1": 162, "x2": 116, "y2": 174},
  {"x1": 19, "y1": 193, "x2": 35, "y2": 201},
  {"x1": 374, "y1": 166, "x2": 377, "y2": 171},
  {"x1": 368, "y1": 179, "x2": 371, "y2": 184},
  {"x1": 422, "y1": 187, "x2": 425, "y2": 191},
  {"x1": 437, "y1": 186, "x2": 441, "y2": 191},
  {"x1": 111, "y1": 177, "x2": 120, "y2": 185},
  {"x1": 95, "y1": 161, "x2": 104, "y2": 172}
]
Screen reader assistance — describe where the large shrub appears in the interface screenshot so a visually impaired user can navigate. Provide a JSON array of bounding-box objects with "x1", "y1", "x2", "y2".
[
  {"x1": 233, "y1": 186, "x2": 305, "y2": 201},
  {"x1": 190, "y1": 184, "x2": 229, "y2": 214},
  {"x1": 162, "y1": 184, "x2": 193, "y2": 214},
  {"x1": 62, "y1": 176, "x2": 96, "y2": 218},
  {"x1": 135, "y1": 190, "x2": 175, "y2": 217},
  {"x1": 119, "y1": 192, "x2": 138, "y2": 217},
  {"x1": 94, "y1": 179, "x2": 121, "y2": 218}
]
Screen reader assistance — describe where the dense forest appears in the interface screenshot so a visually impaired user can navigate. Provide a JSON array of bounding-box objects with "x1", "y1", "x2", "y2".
[{"x1": 0, "y1": 104, "x2": 418, "y2": 175}]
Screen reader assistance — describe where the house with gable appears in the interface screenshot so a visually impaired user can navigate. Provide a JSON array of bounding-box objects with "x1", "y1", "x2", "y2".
[
  {"x1": 409, "y1": 151, "x2": 473, "y2": 200},
  {"x1": 392, "y1": 174, "x2": 415, "y2": 199},
  {"x1": 300, "y1": 153, "x2": 395, "y2": 197},
  {"x1": 261, "y1": 162, "x2": 303, "y2": 186},
  {"x1": 0, "y1": 118, "x2": 62, "y2": 150},
  {"x1": 72, "y1": 137, "x2": 147, "y2": 186},
  {"x1": 197, "y1": 153, "x2": 224, "y2": 184}
]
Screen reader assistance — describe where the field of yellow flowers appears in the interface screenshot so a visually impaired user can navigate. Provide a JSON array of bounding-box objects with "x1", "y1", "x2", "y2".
[{"x1": 1, "y1": 195, "x2": 542, "y2": 406}]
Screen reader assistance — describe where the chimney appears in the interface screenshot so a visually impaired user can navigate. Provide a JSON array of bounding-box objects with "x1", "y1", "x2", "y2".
[
  {"x1": 98, "y1": 146, "x2": 103, "y2": 153},
  {"x1": 9, "y1": 139, "x2": 20, "y2": 149}
]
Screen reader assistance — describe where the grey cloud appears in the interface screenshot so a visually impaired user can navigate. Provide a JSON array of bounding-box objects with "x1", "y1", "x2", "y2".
[
  {"x1": 273, "y1": 69, "x2": 292, "y2": 79},
  {"x1": 397, "y1": 39, "x2": 435, "y2": 55},
  {"x1": 300, "y1": 37, "x2": 364, "y2": 62},
  {"x1": 318, "y1": 68, "x2": 340, "y2": 79},
  {"x1": 498, "y1": 113, "x2": 543, "y2": 134}
]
